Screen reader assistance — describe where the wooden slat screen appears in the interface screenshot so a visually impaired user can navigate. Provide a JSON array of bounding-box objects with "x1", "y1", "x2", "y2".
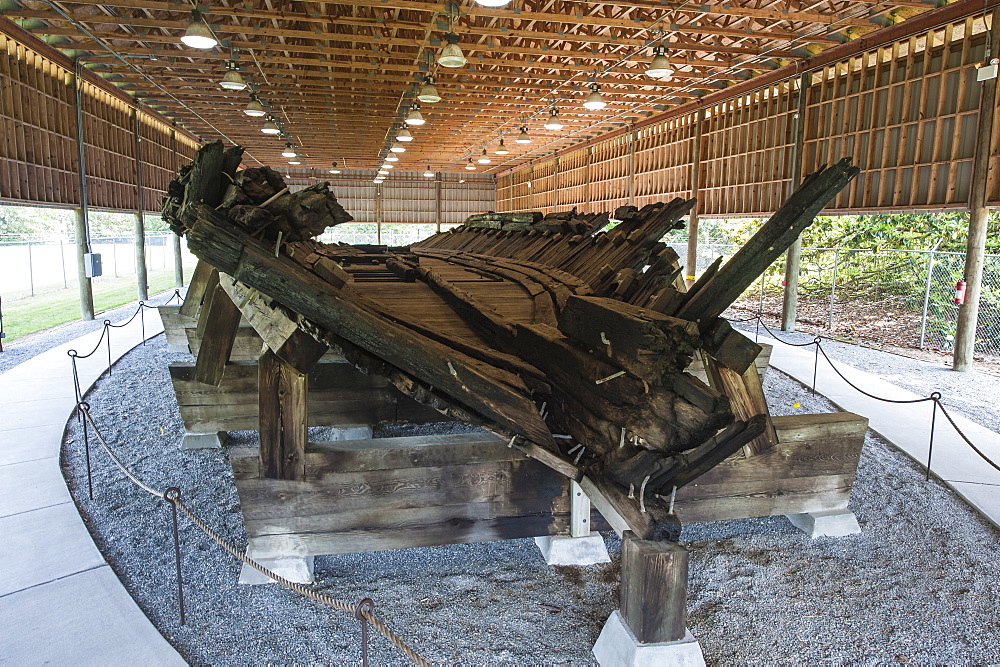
[{"x1": 498, "y1": 13, "x2": 999, "y2": 215}]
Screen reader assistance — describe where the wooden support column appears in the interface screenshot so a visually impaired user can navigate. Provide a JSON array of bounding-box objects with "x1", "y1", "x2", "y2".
[
  {"x1": 954, "y1": 8, "x2": 999, "y2": 372},
  {"x1": 627, "y1": 129, "x2": 637, "y2": 207},
  {"x1": 375, "y1": 182, "x2": 383, "y2": 245},
  {"x1": 620, "y1": 531, "x2": 689, "y2": 643},
  {"x1": 685, "y1": 109, "x2": 704, "y2": 288},
  {"x1": 258, "y1": 349, "x2": 308, "y2": 481},
  {"x1": 72, "y1": 63, "x2": 94, "y2": 321},
  {"x1": 781, "y1": 72, "x2": 810, "y2": 331},
  {"x1": 171, "y1": 132, "x2": 184, "y2": 287},
  {"x1": 133, "y1": 109, "x2": 148, "y2": 301},
  {"x1": 585, "y1": 146, "x2": 593, "y2": 212},
  {"x1": 435, "y1": 176, "x2": 442, "y2": 233},
  {"x1": 553, "y1": 157, "x2": 560, "y2": 209}
]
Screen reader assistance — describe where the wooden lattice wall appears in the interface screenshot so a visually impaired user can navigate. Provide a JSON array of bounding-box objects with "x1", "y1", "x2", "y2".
[
  {"x1": 497, "y1": 13, "x2": 1000, "y2": 216},
  {"x1": 0, "y1": 31, "x2": 198, "y2": 211}
]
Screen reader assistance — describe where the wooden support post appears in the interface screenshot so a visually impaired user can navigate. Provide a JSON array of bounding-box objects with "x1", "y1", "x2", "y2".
[
  {"x1": 685, "y1": 109, "x2": 704, "y2": 288},
  {"x1": 552, "y1": 157, "x2": 560, "y2": 209},
  {"x1": 133, "y1": 109, "x2": 148, "y2": 302},
  {"x1": 258, "y1": 349, "x2": 308, "y2": 481},
  {"x1": 435, "y1": 176, "x2": 442, "y2": 233},
  {"x1": 585, "y1": 146, "x2": 593, "y2": 213},
  {"x1": 782, "y1": 72, "x2": 810, "y2": 331},
  {"x1": 180, "y1": 261, "x2": 216, "y2": 318},
  {"x1": 375, "y1": 183, "x2": 383, "y2": 245},
  {"x1": 954, "y1": 8, "x2": 999, "y2": 372},
  {"x1": 627, "y1": 129, "x2": 637, "y2": 207},
  {"x1": 173, "y1": 233, "x2": 184, "y2": 287},
  {"x1": 620, "y1": 531, "x2": 689, "y2": 644},
  {"x1": 193, "y1": 285, "x2": 242, "y2": 386},
  {"x1": 73, "y1": 208, "x2": 95, "y2": 321}
]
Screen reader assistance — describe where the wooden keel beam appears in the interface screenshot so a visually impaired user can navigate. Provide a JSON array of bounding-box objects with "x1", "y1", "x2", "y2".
[
  {"x1": 620, "y1": 531, "x2": 689, "y2": 644},
  {"x1": 258, "y1": 349, "x2": 308, "y2": 481}
]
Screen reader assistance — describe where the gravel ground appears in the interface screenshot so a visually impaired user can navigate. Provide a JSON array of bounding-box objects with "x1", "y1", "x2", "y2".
[
  {"x1": 0, "y1": 288, "x2": 183, "y2": 375},
  {"x1": 61, "y1": 336, "x2": 1000, "y2": 665},
  {"x1": 734, "y1": 320, "x2": 1000, "y2": 435}
]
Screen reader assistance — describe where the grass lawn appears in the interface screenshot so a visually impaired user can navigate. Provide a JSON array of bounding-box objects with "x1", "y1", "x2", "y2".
[{"x1": 1, "y1": 268, "x2": 185, "y2": 344}]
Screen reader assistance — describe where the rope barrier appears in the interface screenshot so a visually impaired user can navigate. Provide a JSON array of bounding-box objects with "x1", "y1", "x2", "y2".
[
  {"x1": 74, "y1": 402, "x2": 432, "y2": 666},
  {"x1": 727, "y1": 311, "x2": 1000, "y2": 477}
]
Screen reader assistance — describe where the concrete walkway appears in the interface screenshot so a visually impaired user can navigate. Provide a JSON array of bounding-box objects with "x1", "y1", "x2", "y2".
[
  {"x1": 762, "y1": 333, "x2": 1000, "y2": 530},
  {"x1": 0, "y1": 307, "x2": 184, "y2": 666}
]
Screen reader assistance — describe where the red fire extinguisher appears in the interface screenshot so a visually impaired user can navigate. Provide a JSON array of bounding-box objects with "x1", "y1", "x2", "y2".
[{"x1": 954, "y1": 278, "x2": 967, "y2": 305}]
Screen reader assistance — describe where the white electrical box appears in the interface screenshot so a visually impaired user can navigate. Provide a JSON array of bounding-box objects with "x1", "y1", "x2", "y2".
[
  {"x1": 84, "y1": 252, "x2": 103, "y2": 278},
  {"x1": 976, "y1": 63, "x2": 998, "y2": 82}
]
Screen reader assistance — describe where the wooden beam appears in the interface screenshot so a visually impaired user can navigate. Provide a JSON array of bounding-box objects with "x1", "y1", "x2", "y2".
[
  {"x1": 193, "y1": 284, "x2": 242, "y2": 386},
  {"x1": 258, "y1": 349, "x2": 308, "y2": 481},
  {"x1": 620, "y1": 531, "x2": 689, "y2": 644}
]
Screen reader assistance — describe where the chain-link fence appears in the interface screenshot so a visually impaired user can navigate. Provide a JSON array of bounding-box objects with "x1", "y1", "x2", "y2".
[
  {"x1": 0, "y1": 232, "x2": 197, "y2": 301},
  {"x1": 679, "y1": 238, "x2": 1000, "y2": 358}
]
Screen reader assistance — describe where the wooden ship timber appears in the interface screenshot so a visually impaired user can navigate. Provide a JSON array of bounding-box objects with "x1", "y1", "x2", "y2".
[{"x1": 161, "y1": 141, "x2": 869, "y2": 650}]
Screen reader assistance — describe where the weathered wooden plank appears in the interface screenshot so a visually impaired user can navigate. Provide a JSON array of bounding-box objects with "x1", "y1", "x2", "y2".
[
  {"x1": 699, "y1": 318, "x2": 763, "y2": 375},
  {"x1": 193, "y1": 284, "x2": 242, "y2": 386},
  {"x1": 258, "y1": 350, "x2": 307, "y2": 480},
  {"x1": 702, "y1": 356, "x2": 777, "y2": 455},
  {"x1": 620, "y1": 531, "x2": 688, "y2": 644}
]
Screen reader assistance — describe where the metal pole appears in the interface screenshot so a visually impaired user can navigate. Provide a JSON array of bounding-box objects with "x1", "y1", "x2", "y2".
[
  {"x1": 73, "y1": 59, "x2": 95, "y2": 321},
  {"x1": 781, "y1": 72, "x2": 809, "y2": 331},
  {"x1": 919, "y1": 250, "x2": 935, "y2": 348},
  {"x1": 954, "y1": 7, "x2": 999, "y2": 372}
]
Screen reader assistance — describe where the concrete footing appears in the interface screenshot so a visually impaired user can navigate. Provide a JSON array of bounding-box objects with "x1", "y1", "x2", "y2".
[
  {"x1": 592, "y1": 611, "x2": 705, "y2": 667},
  {"x1": 310, "y1": 425, "x2": 373, "y2": 441},
  {"x1": 180, "y1": 432, "x2": 227, "y2": 450},
  {"x1": 239, "y1": 552, "x2": 315, "y2": 585},
  {"x1": 534, "y1": 533, "x2": 611, "y2": 566},
  {"x1": 786, "y1": 509, "x2": 861, "y2": 538}
]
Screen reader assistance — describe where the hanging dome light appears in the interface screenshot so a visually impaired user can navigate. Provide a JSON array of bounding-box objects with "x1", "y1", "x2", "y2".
[
  {"x1": 373, "y1": 178, "x2": 384, "y2": 183},
  {"x1": 389, "y1": 141, "x2": 406, "y2": 153},
  {"x1": 405, "y1": 104, "x2": 425, "y2": 126},
  {"x1": 423, "y1": 166, "x2": 435, "y2": 177},
  {"x1": 385, "y1": 154, "x2": 399, "y2": 162},
  {"x1": 417, "y1": 76, "x2": 442, "y2": 103},
  {"x1": 515, "y1": 126, "x2": 531, "y2": 144},
  {"x1": 646, "y1": 46, "x2": 675, "y2": 80},
  {"x1": 382, "y1": 163, "x2": 394, "y2": 169},
  {"x1": 438, "y1": 33, "x2": 467, "y2": 68},
  {"x1": 396, "y1": 127, "x2": 414, "y2": 142},
  {"x1": 465, "y1": 158, "x2": 477, "y2": 170},
  {"x1": 260, "y1": 117, "x2": 280, "y2": 135},
  {"x1": 478, "y1": 149, "x2": 491, "y2": 164},
  {"x1": 181, "y1": 10, "x2": 217, "y2": 50},
  {"x1": 219, "y1": 61, "x2": 247, "y2": 91},
  {"x1": 583, "y1": 84, "x2": 607, "y2": 110},
  {"x1": 281, "y1": 143, "x2": 297, "y2": 158},
  {"x1": 544, "y1": 109, "x2": 563, "y2": 130},
  {"x1": 329, "y1": 167, "x2": 341, "y2": 174},
  {"x1": 495, "y1": 139, "x2": 509, "y2": 155},
  {"x1": 288, "y1": 159, "x2": 301, "y2": 165},
  {"x1": 244, "y1": 95, "x2": 266, "y2": 117},
  {"x1": 474, "y1": 0, "x2": 511, "y2": 5},
  {"x1": 378, "y1": 169, "x2": 390, "y2": 175}
]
